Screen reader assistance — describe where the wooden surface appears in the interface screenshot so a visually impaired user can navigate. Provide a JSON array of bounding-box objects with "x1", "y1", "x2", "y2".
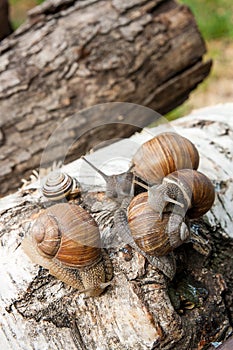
[
  {"x1": 0, "y1": 0, "x2": 211, "y2": 196},
  {"x1": 0, "y1": 104, "x2": 233, "y2": 349}
]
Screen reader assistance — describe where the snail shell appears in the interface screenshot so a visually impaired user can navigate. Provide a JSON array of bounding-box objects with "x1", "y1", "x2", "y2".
[
  {"x1": 127, "y1": 192, "x2": 190, "y2": 257},
  {"x1": 148, "y1": 169, "x2": 215, "y2": 219},
  {"x1": 42, "y1": 171, "x2": 80, "y2": 201},
  {"x1": 22, "y1": 203, "x2": 113, "y2": 297},
  {"x1": 132, "y1": 132, "x2": 199, "y2": 184}
]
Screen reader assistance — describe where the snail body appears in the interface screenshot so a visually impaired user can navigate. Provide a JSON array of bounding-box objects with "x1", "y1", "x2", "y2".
[
  {"x1": 132, "y1": 132, "x2": 200, "y2": 185},
  {"x1": 82, "y1": 157, "x2": 134, "y2": 201},
  {"x1": 22, "y1": 203, "x2": 113, "y2": 297},
  {"x1": 42, "y1": 171, "x2": 80, "y2": 201}
]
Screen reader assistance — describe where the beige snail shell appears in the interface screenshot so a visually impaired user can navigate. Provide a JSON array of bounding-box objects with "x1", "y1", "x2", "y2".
[
  {"x1": 42, "y1": 171, "x2": 80, "y2": 201},
  {"x1": 132, "y1": 132, "x2": 200, "y2": 185},
  {"x1": 22, "y1": 203, "x2": 113, "y2": 297}
]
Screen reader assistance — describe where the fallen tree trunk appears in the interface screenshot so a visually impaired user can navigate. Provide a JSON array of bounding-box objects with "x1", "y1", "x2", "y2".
[
  {"x1": 0, "y1": 104, "x2": 233, "y2": 350},
  {"x1": 0, "y1": 0, "x2": 211, "y2": 196}
]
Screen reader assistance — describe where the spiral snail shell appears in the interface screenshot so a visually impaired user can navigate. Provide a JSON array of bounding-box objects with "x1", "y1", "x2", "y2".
[
  {"x1": 22, "y1": 203, "x2": 113, "y2": 297},
  {"x1": 114, "y1": 168, "x2": 214, "y2": 278},
  {"x1": 148, "y1": 169, "x2": 215, "y2": 219},
  {"x1": 127, "y1": 192, "x2": 190, "y2": 257},
  {"x1": 82, "y1": 133, "x2": 200, "y2": 201},
  {"x1": 132, "y1": 132, "x2": 200, "y2": 185},
  {"x1": 42, "y1": 171, "x2": 80, "y2": 201}
]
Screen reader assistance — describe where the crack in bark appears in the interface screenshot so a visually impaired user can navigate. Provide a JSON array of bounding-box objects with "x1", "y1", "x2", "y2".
[{"x1": 70, "y1": 319, "x2": 87, "y2": 350}]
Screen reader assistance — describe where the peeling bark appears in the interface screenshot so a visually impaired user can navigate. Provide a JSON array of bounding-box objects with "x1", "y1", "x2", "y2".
[
  {"x1": 0, "y1": 0, "x2": 211, "y2": 196},
  {"x1": 0, "y1": 104, "x2": 233, "y2": 349}
]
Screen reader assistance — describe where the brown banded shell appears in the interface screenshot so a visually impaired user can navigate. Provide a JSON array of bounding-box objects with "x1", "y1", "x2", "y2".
[
  {"x1": 22, "y1": 203, "x2": 113, "y2": 297},
  {"x1": 30, "y1": 203, "x2": 102, "y2": 268},
  {"x1": 127, "y1": 192, "x2": 190, "y2": 257},
  {"x1": 42, "y1": 171, "x2": 79, "y2": 201},
  {"x1": 164, "y1": 169, "x2": 215, "y2": 219},
  {"x1": 33, "y1": 214, "x2": 61, "y2": 258},
  {"x1": 132, "y1": 132, "x2": 199, "y2": 184}
]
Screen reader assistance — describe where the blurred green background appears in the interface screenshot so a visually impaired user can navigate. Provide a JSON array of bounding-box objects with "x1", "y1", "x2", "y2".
[
  {"x1": 168, "y1": 0, "x2": 233, "y2": 120},
  {"x1": 10, "y1": 0, "x2": 233, "y2": 40},
  {"x1": 181, "y1": 0, "x2": 233, "y2": 40},
  {"x1": 10, "y1": 0, "x2": 44, "y2": 29},
  {"x1": 9, "y1": 0, "x2": 233, "y2": 120}
]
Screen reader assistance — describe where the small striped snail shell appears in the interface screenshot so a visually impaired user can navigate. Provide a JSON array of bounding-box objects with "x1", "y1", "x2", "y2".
[
  {"x1": 132, "y1": 132, "x2": 200, "y2": 185},
  {"x1": 42, "y1": 171, "x2": 80, "y2": 201},
  {"x1": 148, "y1": 169, "x2": 215, "y2": 219},
  {"x1": 127, "y1": 192, "x2": 190, "y2": 257},
  {"x1": 22, "y1": 203, "x2": 113, "y2": 297}
]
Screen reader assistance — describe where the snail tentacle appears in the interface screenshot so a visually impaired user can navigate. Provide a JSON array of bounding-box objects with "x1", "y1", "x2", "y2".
[{"x1": 82, "y1": 156, "x2": 134, "y2": 201}]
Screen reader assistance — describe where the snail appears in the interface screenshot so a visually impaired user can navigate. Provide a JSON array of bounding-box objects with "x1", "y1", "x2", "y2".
[
  {"x1": 22, "y1": 203, "x2": 113, "y2": 297},
  {"x1": 82, "y1": 156, "x2": 134, "y2": 201},
  {"x1": 42, "y1": 171, "x2": 80, "y2": 201},
  {"x1": 114, "y1": 194, "x2": 188, "y2": 279},
  {"x1": 132, "y1": 132, "x2": 200, "y2": 185},
  {"x1": 127, "y1": 192, "x2": 190, "y2": 256},
  {"x1": 114, "y1": 169, "x2": 215, "y2": 279},
  {"x1": 147, "y1": 169, "x2": 215, "y2": 219},
  {"x1": 82, "y1": 132, "x2": 199, "y2": 201}
]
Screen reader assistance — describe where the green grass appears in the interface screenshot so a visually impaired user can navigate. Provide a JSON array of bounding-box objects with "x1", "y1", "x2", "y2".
[
  {"x1": 10, "y1": 0, "x2": 44, "y2": 4},
  {"x1": 9, "y1": 0, "x2": 46, "y2": 29},
  {"x1": 165, "y1": 0, "x2": 233, "y2": 121},
  {"x1": 179, "y1": 0, "x2": 233, "y2": 40},
  {"x1": 165, "y1": 105, "x2": 191, "y2": 122},
  {"x1": 10, "y1": 0, "x2": 233, "y2": 39}
]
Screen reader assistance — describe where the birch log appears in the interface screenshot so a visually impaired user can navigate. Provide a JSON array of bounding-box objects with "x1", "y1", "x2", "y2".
[
  {"x1": 0, "y1": 0, "x2": 211, "y2": 196},
  {"x1": 0, "y1": 104, "x2": 233, "y2": 350}
]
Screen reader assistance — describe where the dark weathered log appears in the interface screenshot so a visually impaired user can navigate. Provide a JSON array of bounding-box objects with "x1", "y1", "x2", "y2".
[
  {"x1": 0, "y1": 104, "x2": 233, "y2": 349},
  {"x1": 0, "y1": 0, "x2": 211, "y2": 196},
  {"x1": 0, "y1": 0, "x2": 12, "y2": 41}
]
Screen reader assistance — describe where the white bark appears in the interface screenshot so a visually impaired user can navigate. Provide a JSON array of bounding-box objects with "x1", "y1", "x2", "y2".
[{"x1": 0, "y1": 103, "x2": 233, "y2": 349}]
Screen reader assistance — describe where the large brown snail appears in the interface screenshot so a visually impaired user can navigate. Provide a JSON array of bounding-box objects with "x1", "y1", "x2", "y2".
[
  {"x1": 127, "y1": 192, "x2": 190, "y2": 256},
  {"x1": 114, "y1": 195, "x2": 188, "y2": 280},
  {"x1": 82, "y1": 132, "x2": 200, "y2": 201},
  {"x1": 22, "y1": 203, "x2": 113, "y2": 297},
  {"x1": 114, "y1": 169, "x2": 215, "y2": 279},
  {"x1": 132, "y1": 132, "x2": 200, "y2": 185},
  {"x1": 42, "y1": 171, "x2": 80, "y2": 201},
  {"x1": 147, "y1": 169, "x2": 215, "y2": 219}
]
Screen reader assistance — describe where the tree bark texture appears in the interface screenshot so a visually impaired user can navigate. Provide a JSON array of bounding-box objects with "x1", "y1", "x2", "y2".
[
  {"x1": 0, "y1": 104, "x2": 233, "y2": 350},
  {"x1": 0, "y1": 0, "x2": 211, "y2": 196}
]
